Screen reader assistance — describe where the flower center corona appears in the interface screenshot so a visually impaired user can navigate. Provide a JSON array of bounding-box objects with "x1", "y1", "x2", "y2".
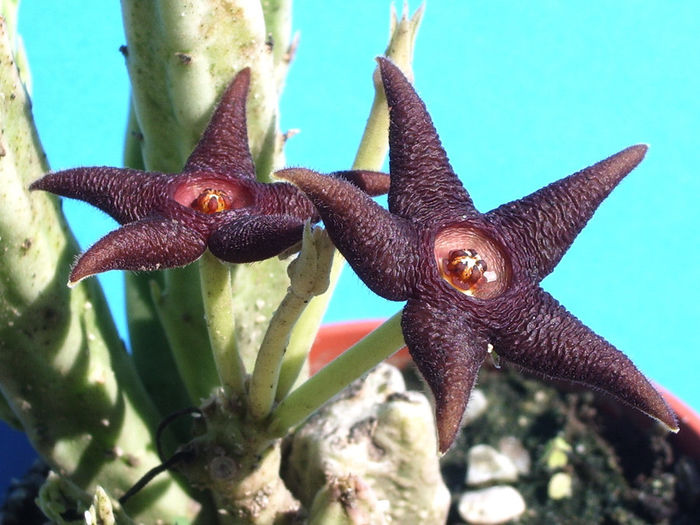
[
  {"x1": 441, "y1": 249, "x2": 494, "y2": 295},
  {"x1": 192, "y1": 189, "x2": 232, "y2": 214}
]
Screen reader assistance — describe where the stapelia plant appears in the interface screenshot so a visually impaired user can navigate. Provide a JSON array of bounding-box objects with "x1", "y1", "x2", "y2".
[{"x1": 0, "y1": 1, "x2": 678, "y2": 524}]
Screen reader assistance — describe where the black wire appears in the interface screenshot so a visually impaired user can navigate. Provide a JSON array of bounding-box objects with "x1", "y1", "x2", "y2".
[
  {"x1": 119, "y1": 407, "x2": 203, "y2": 506},
  {"x1": 155, "y1": 406, "x2": 202, "y2": 462},
  {"x1": 118, "y1": 450, "x2": 193, "y2": 506}
]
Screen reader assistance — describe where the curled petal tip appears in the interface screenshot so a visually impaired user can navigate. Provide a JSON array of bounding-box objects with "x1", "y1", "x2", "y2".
[
  {"x1": 66, "y1": 278, "x2": 81, "y2": 289},
  {"x1": 69, "y1": 254, "x2": 104, "y2": 287},
  {"x1": 274, "y1": 168, "x2": 328, "y2": 196},
  {"x1": 66, "y1": 220, "x2": 207, "y2": 282},
  {"x1": 434, "y1": 401, "x2": 466, "y2": 454},
  {"x1": 28, "y1": 174, "x2": 58, "y2": 193}
]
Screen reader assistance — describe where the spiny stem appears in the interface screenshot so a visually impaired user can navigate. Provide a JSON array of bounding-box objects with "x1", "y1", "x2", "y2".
[
  {"x1": 267, "y1": 312, "x2": 405, "y2": 436},
  {"x1": 199, "y1": 251, "x2": 246, "y2": 396}
]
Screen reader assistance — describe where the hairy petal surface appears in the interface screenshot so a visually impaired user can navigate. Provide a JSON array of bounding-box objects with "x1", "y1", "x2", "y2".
[
  {"x1": 331, "y1": 170, "x2": 391, "y2": 197},
  {"x1": 402, "y1": 299, "x2": 489, "y2": 453},
  {"x1": 30, "y1": 167, "x2": 169, "y2": 224},
  {"x1": 208, "y1": 214, "x2": 306, "y2": 263},
  {"x1": 378, "y1": 57, "x2": 476, "y2": 224},
  {"x1": 491, "y1": 286, "x2": 678, "y2": 431},
  {"x1": 487, "y1": 145, "x2": 647, "y2": 280},
  {"x1": 70, "y1": 218, "x2": 206, "y2": 285}
]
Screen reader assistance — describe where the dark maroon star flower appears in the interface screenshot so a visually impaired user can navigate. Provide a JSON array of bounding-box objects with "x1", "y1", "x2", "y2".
[
  {"x1": 30, "y1": 68, "x2": 388, "y2": 286},
  {"x1": 279, "y1": 58, "x2": 678, "y2": 453}
]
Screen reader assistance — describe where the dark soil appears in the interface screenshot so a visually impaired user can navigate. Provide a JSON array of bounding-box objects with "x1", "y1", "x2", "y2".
[{"x1": 408, "y1": 363, "x2": 700, "y2": 524}]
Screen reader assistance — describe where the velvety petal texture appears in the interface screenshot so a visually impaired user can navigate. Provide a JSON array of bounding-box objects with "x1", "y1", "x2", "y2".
[
  {"x1": 285, "y1": 57, "x2": 677, "y2": 453},
  {"x1": 30, "y1": 68, "x2": 390, "y2": 283},
  {"x1": 70, "y1": 219, "x2": 206, "y2": 285},
  {"x1": 486, "y1": 144, "x2": 648, "y2": 280},
  {"x1": 402, "y1": 299, "x2": 488, "y2": 453}
]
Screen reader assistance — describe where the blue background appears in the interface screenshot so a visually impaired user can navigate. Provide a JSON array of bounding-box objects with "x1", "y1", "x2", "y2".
[{"x1": 3, "y1": 1, "x2": 698, "y2": 493}]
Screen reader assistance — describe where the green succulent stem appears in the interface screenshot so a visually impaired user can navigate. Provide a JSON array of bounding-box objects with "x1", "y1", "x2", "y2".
[
  {"x1": 120, "y1": 0, "x2": 291, "y2": 402},
  {"x1": 267, "y1": 311, "x2": 405, "y2": 437},
  {"x1": 149, "y1": 268, "x2": 219, "y2": 403},
  {"x1": 354, "y1": 3, "x2": 423, "y2": 171},
  {"x1": 0, "y1": 12, "x2": 196, "y2": 521},
  {"x1": 199, "y1": 252, "x2": 246, "y2": 397}
]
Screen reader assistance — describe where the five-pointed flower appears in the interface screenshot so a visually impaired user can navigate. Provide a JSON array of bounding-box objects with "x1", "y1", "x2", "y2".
[
  {"x1": 279, "y1": 58, "x2": 678, "y2": 453},
  {"x1": 30, "y1": 68, "x2": 388, "y2": 286}
]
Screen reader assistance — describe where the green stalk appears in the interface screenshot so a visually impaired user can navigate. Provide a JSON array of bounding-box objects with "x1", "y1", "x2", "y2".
[
  {"x1": 354, "y1": 3, "x2": 424, "y2": 170},
  {"x1": 274, "y1": 249, "x2": 344, "y2": 399},
  {"x1": 199, "y1": 252, "x2": 246, "y2": 396},
  {"x1": 267, "y1": 312, "x2": 405, "y2": 436},
  {"x1": 248, "y1": 224, "x2": 334, "y2": 420}
]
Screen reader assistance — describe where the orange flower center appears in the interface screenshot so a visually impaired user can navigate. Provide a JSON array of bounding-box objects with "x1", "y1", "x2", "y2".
[
  {"x1": 192, "y1": 189, "x2": 232, "y2": 214},
  {"x1": 441, "y1": 249, "x2": 492, "y2": 294}
]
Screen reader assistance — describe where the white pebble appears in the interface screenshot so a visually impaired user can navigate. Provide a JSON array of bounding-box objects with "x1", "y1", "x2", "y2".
[
  {"x1": 462, "y1": 389, "x2": 488, "y2": 425},
  {"x1": 458, "y1": 485, "x2": 526, "y2": 524},
  {"x1": 498, "y1": 436, "x2": 531, "y2": 475},
  {"x1": 466, "y1": 444, "x2": 519, "y2": 486}
]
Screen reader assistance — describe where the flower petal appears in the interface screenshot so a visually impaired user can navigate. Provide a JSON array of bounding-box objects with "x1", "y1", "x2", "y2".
[
  {"x1": 486, "y1": 145, "x2": 647, "y2": 281},
  {"x1": 184, "y1": 68, "x2": 256, "y2": 178},
  {"x1": 69, "y1": 218, "x2": 206, "y2": 285},
  {"x1": 207, "y1": 214, "x2": 306, "y2": 263},
  {"x1": 30, "y1": 167, "x2": 169, "y2": 224},
  {"x1": 491, "y1": 285, "x2": 678, "y2": 432},
  {"x1": 331, "y1": 170, "x2": 390, "y2": 196},
  {"x1": 277, "y1": 167, "x2": 419, "y2": 301},
  {"x1": 402, "y1": 299, "x2": 489, "y2": 453},
  {"x1": 377, "y1": 57, "x2": 477, "y2": 223}
]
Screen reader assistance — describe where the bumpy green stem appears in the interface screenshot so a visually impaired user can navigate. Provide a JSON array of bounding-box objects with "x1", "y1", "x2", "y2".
[
  {"x1": 268, "y1": 312, "x2": 405, "y2": 436},
  {"x1": 0, "y1": 13, "x2": 196, "y2": 521},
  {"x1": 199, "y1": 252, "x2": 246, "y2": 396},
  {"x1": 262, "y1": 0, "x2": 293, "y2": 95}
]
